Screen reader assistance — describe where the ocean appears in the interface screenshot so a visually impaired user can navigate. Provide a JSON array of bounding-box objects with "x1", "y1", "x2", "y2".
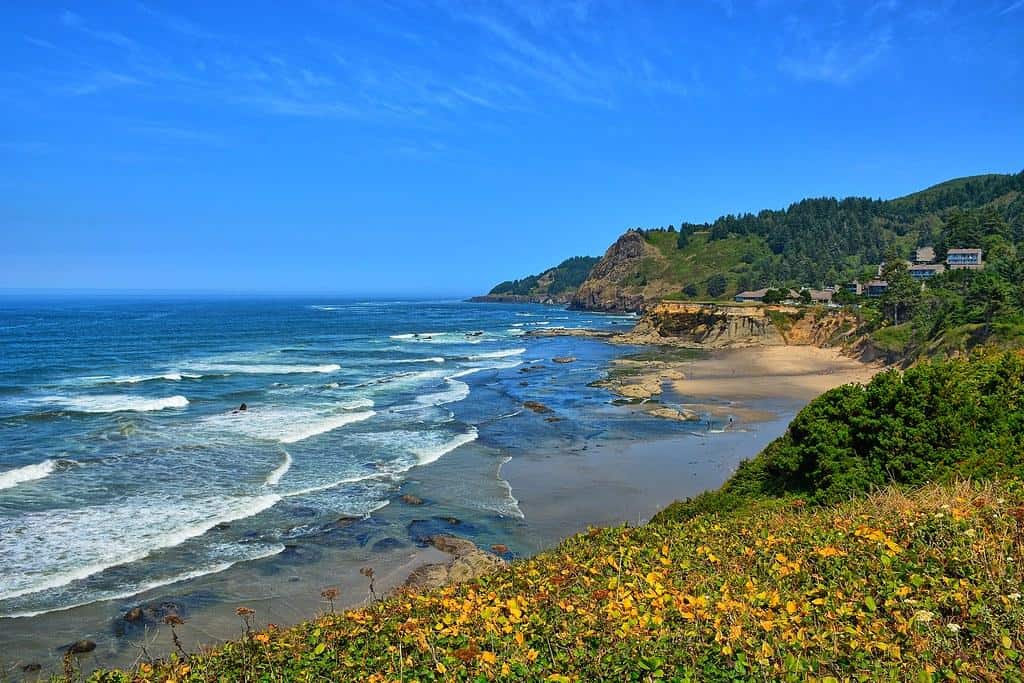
[
  {"x1": 0, "y1": 297, "x2": 794, "y2": 672},
  {"x1": 0, "y1": 299, "x2": 642, "y2": 614}
]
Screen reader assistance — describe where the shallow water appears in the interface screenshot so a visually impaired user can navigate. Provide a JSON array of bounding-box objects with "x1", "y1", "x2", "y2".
[{"x1": 0, "y1": 298, "x2": 798, "y2": 676}]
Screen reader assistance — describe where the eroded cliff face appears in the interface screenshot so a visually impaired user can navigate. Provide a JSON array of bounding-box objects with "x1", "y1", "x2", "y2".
[
  {"x1": 618, "y1": 302, "x2": 859, "y2": 349},
  {"x1": 569, "y1": 231, "x2": 661, "y2": 312}
]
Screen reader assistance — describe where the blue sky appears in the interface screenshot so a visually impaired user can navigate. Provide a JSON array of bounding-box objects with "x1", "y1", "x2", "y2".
[{"x1": 2, "y1": 1, "x2": 1022, "y2": 295}]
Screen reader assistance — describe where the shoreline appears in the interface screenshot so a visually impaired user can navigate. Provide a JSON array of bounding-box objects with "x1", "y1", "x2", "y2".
[{"x1": 4, "y1": 336, "x2": 883, "y2": 678}]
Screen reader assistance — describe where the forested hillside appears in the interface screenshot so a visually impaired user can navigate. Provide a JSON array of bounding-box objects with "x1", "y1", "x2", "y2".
[
  {"x1": 474, "y1": 256, "x2": 599, "y2": 303},
  {"x1": 480, "y1": 171, "x2": 1023, "y2": 310},
  {"x1": 669, "y1": 171, "x2": 1024, "y2": 288}
]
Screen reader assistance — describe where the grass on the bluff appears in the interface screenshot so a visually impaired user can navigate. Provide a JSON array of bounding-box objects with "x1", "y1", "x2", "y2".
[{"x1": 85, "y1": 481, "x2": 1023, "y2": 682}]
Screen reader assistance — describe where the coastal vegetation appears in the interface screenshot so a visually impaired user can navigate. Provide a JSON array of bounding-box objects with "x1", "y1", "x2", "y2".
[
  {"x1": 480, "y1": 171, "x2": 1024, "y2": 361},
  {"x1": 486, "y1": 256, "x2": 600, "y2": 300},
  {"x1": 81, "y1": 352, "x2": 1024, "y2": 682}
]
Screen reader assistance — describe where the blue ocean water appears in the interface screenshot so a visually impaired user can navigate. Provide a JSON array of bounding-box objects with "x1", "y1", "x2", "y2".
[{"x1": 0, "y1": 297, "x2": 636, "y2": 620}]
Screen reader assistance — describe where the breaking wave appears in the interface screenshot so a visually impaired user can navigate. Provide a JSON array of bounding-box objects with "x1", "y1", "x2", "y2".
[{"x1": 0, "y1": 460, "x2": 57, "y2": 491}]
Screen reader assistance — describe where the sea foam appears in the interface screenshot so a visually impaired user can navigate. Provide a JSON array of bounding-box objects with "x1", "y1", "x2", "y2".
[
  {"x1": 44, "y1": 395, "x2": 189, "y2": 413},
  {"x1": 412, "y1": 427, "x2": 478, "y2": 465},
  {"x1": 204, "y1": 408, "x2": 376, "y2": 444},
  {"x1": 0, "y1": 542, "x2": 286, "y2": 620},
  {"x1": 0, "y1": 460, "x2": 56, "y2": 491},
  {"x1": 0, "y1": 493, "x2": 281, "y2": 603},
  {"x1": 468, "y1": 348, "x2": 526, "y2": 360},
  {"x1": 188, "y1": 363, "x2": 340, "y2": 375},
  {"x1": 263, "y1": 451, "x2": 293, "y2": 487}
]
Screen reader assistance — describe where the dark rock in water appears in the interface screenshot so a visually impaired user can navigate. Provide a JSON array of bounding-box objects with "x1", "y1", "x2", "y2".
[
  {"x1": 213, "y1": 522, "x2": 231, "y2": 531},
  {"x1": 523, "y1": 401, "x2": 553, "y2": 414},
  {"x1": 270, "y1": 543, "x2": 323, "y2": 567},
  {"x1": 371, "y1": 537, "x2": 405, "y2": 552},
  {"x1": 239, "y1": 402, "x2": 248, "y2": 411},
  {"x1": 552, "y1": 356, "x2": 576, "y2": 364},
  {"x1": 66, "y1": 640, "x2": 96, "y2": 655},
  {"x1": 465, "y1": 331, "x2": 483, "y2": 336},
  {"x1": 400, "y1": 494, "x2": 424, "y2": 505},
  {"x1": 544, "y1": 416, "x2": 562, "y2": 423},
  {"x1": 519, "y1": 381, "x2": 529, "y2": 386},
  {"x1": 149, "y1": 601, "x2": 184, "y2": 620},
  {"x1": 22, "y1": 663, "x2": 42, "y2": 673},
  {"x1": 408, "y1": 517, "x2": 478, "y2": 546},
  {"x1": 334, "y1": 515, "x2": 362, "y2": 528},
  {"x1": 491, "y1": 543, "x2": 510, "y2": 556},
  {"x1": 124, "y1": 607, "x2": 144, "y2": 623}
]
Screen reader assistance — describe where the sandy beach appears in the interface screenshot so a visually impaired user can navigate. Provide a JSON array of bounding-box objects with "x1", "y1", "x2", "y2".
[{"x1": 671, "y1": 345, "x2": 885, "y2": 400}]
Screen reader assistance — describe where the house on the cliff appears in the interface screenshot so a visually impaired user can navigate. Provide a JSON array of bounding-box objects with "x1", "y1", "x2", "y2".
[
  {"x1": 866, "y1": 280, "x2": 889, "y2": 297},
  {"x1": 946, "y1": 248, "x2": 984, "y2": 270},
  {"x1": 909, "y1": 263, "x2": 946, "y2": 280},
  {"x1": 914, "y1": 246, "x2": 936, "y2": 264},
  {"x1": 734, "y1": 288, "x2": 770, "y2": 303}
]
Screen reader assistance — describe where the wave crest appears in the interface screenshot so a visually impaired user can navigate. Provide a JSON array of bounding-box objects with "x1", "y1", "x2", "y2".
[{"x1": 0, "y1": 460, "x2": 57, "y2": 491}]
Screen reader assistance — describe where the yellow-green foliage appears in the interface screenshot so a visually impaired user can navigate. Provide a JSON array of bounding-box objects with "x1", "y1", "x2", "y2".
[
  {"x1": 89, "y1": 482, "x2": 1024, "y2": 682},
  {"x1": 641, "y1": 231, "x2": 770, "y2": 300}
]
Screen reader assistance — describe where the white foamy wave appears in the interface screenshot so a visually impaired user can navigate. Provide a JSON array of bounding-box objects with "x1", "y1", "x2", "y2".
[
  {"x1": 0, "y1": 543, "x2": 286, "y2": 619},
  {"x1": 338, "y1": 398, "x2": 374, "y2": 410},
  {"x1": 493, "y1": 456, "x2": 525, "y2": 518},
  {"x1": 446, "y1": 359, "x2": 523, "y2": 380},
  {"x1": 390, "y1": 332, "x2": 486, "y2": 345},
  {"x1": 412, "y1": 427, "x2": 478, "y2": 465},
  {"x1": 357, "y1": 368, "x2": 447, "y2": 390},
  {"x1": 111, "y1": 373, "x2": 183, "y2": 384},
  {"x1": 0, "y1": 493, "x2": 281, "y2": 603},
  {"x1": 263, "y1": 451, "x2": 292, "y2": 487},
  {"x1": 388, "y1": 356, "x2": 445, "y2": 364},
  {"x1": 414, "y1": 379, "x2": 470, "y2": 407},
  {"x1": 0, "y1": 460, "x2": 56, "y2": 491},
  {"x1": 468, "y1": 348, "x2": 525, "y2": 360},
  {"x1": 188, "y1": 363, "x2": 340, "y2": 375},
  {"x1": 43, "y1": 395, "x2": 189, "y2": 413},
  {"x1": 204, "y1": 408, "x2": 375, "y2": 444},
  {"x1": 281, "y1": 472, "x2": 390, "y2": 498}
]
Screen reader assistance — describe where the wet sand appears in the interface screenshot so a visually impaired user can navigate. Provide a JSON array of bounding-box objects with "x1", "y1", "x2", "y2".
[{"x1": 502, "y1": 404, "x2": 797, "y2": 547}]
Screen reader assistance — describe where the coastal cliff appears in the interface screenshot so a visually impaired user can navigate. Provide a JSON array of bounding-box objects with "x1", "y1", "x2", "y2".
[{"x1": 616, "y1": 301, "x2": 859, "y2": 349}]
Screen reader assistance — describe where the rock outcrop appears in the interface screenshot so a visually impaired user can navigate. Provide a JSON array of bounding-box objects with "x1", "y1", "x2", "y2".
[
  {"x1": 616, "y1": 302, "x2": 859, "y2": 349},
  {"x1": 569, "y1": 231, "x2": 657, "y2": 312},
  {"x1": 619, "y1": 302, "x2": 787, "y2": 347},
  {"x1": 403, "y1": 536, "x2": 507, "y2": 591}
]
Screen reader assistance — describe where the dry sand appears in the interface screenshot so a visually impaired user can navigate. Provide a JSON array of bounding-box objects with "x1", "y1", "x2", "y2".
[{"x1": 672, "y1": 346, "x2": 885, "y2": 401}]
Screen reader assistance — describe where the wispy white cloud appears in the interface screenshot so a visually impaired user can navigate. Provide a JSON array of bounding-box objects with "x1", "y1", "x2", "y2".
[
  {"x1": 135, "y1": 2, "x2": 221, "y2": 40},
  {"x1": 778, "y1": 4, "x2": 895, "y2": 86},
  {"x1": 999, "y1": 0, "x2": 1024, "y2": 14},
  {"x1": 60, "y1": 10, "x2": 137, "y2": 49},
  {"x1": 132, "y1": 125, "x2": 227, "y2": 146},
  {"x1": 59, "y1": 70, "x2": 144, "y2": 96},
  {"x1": 24, "y1": 36, "x2": 58, "y2": 50}
]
